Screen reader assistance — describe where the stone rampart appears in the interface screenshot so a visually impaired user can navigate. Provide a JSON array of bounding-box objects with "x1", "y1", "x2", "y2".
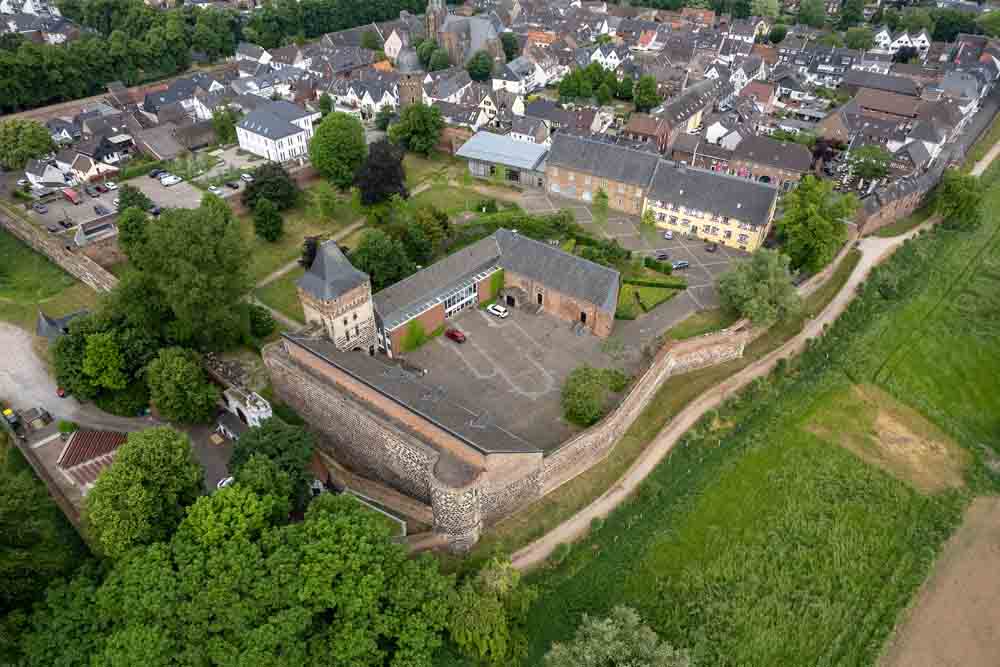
[{"x1": 0, "y1": 207, "x2": 118, "y2": 293}]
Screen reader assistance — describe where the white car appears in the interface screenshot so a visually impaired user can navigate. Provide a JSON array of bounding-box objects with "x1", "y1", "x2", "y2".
[
  {"x1": 487, "y1": 303, "x2": 509, "y2": 319},
  {"x1": 208, "y1": 185, "x2": 222, "y2": 195},
  {"x1": 112, "y1": 198, "x2": 120, "y2": 208},
  {"x1": 216, "y1": 476, "x2": 234, "y2": 490},
  {"x1": 160, "y1": 175, "x2": 182, "y2": 187},
  {"x1": 240, "y1": 173, "x2": 255, "y2": 183},
  {"x1": 663, "y1": 230, "x2": 673, "y2": 240},
  {"x1": 104, "y1": 181, "x2": 118, "y2": 190}
]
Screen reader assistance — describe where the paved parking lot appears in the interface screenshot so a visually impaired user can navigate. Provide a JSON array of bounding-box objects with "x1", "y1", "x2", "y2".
[
  {"x1": 26, "y1": 187, "x2": 118, "y2": 232},
  {"x1": 404, "y1": 307, "x2": 640, "y2": 451}
]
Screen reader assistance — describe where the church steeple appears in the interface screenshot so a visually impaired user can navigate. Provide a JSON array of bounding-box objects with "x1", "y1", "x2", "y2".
[{"x1": 426, "y1": 0, "x2": 447, "y2": 44}]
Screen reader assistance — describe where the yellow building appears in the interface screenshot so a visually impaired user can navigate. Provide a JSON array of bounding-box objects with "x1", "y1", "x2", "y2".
[{"x1": 643, "y1": 161, "x2": 779, "y2": 252}]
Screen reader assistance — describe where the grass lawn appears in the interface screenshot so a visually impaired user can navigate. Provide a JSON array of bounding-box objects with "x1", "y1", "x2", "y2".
[
  {"x1": 872, "y1": 207, "x2": 932, "y2": 238},
  {"x1": 0, "y1": 228, "x2": 99, "y2": 331},
  {"x1": 242, "y1": 184, "x2": 359, "y2": 282},
  {"x1": 254, "y1": 266, "x2": 306, "y2": 324},
  {"x1": 667, "y1": 308, "x2": 738, "y2": 340},
  {"x1": 409, "y1": 184, "x2": 482, "y2": 215},
  {"x1": 404, "y1": 152, "x2": 463, "y2": 190},
  {"x1": 962, "y1": 111, "x2": 1000, "y2": 172}
]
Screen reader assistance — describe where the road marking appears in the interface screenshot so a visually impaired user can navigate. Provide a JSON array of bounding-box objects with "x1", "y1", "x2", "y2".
[{"x1": 31, "y1": 432, "x2": 62, "y2": 449}]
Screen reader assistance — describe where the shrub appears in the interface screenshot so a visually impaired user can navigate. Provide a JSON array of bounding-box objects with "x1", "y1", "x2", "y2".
[
  {"x1": 94, "y1": 381, "x2": 150, "y2": 417},
  {"x1": 57, "y1": 420, "x2": 78, "y2": 435},
  {"x1": 249, "y1": 304, "x2": 276, "y2": 339},
  {"x1": 642, "y1": 256, "x2": 673, "y2": 275},
  {"x1": 561, "y1": 366, "x2": 630, "y2": 426},
  {"x1": 623, "y1": 277, "x2": 687, "y2": 290}
]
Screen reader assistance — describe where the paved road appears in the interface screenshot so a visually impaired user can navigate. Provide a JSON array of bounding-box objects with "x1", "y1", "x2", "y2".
[
  {"x1": 0, "y1": 322, "x2": 155, "y2": 431},
  {"x1": 511, "y1": 224, "x2": 930, "y2": 571}
]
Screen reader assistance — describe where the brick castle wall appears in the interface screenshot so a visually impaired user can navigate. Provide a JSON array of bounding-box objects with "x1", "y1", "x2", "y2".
[{"x1": 504, "y1": 269, "x2": 615, "y2": 337}]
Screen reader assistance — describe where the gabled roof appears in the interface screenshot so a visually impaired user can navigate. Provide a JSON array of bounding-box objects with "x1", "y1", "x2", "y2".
[
  {"x1": 841, "y1": 70, "x2": 919, "y2": 97},
  {"x1": 647, "y1": 161, "x2": 777, "y2": 228},
  {"x1": 455, "y1": 131, "x2": 548, "y2": 170},
  {"x1": 546, "y1": 133, "x2": 659, "y2": 188},
  {"x1": 297, "y1": 240, "x2": 370, "y2": 301},
  {"x1": 237, "y1": 100, "x2": 314, "y2": 140},
  {"x1": 57, "y1": 429, "x2": 127, "y2": 487},
  {"x1": 732, "y1": 134, "x2": 812, "y2": 172}
]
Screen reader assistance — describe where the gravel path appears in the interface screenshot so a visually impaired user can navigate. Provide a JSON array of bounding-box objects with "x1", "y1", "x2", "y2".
[
  {"x1": 971, "y1": 140, "x2": 1000, "y2": 176},
  {"x1": 510, "y1": 225, "x2": 930, "y2": 571}
]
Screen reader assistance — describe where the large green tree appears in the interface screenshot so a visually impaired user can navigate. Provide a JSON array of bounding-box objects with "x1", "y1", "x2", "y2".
[
  {"x1": 145, "y1": 347, "x2": 220, "y2": 423},
  {"x1": 718, "y1": 249, "x2": 802, "y2": 326},
  {"x1": 253, "y1": 197, "x2": 284, "y2": 242},
  {"x1": 845, "y1": 26, "x2": 874, "y2": 50},
  {"x1": 351, "y1": 229, "x2": 415, "y2": 291},
  {"x1": 776, "y1": 175, "x2": 856, "y2": 272},
  {"x1": 241, "y1": 161, "x2": 299, "y2": 211},
  {"x1": 500, "y1": 32, "x2": 519, "y2": 61},
  {"x1": 838, "y1": 0, "x2": 864, "y2": 28},
  {"x1": 309, "y1": 111, "x2": 367, "y2": 188},
  {"x1": 85, "y1": 426, "x2": 203, "y2": 559},
  {"x1": 847, "y1": 145, "x2": 891, "y2": 181},
  {"x1": 931, "y1": 170, "x2": 984, "y2": 231},
  {"x1": 429, "y1": 47, "x2": 451, "y2": 71},
  {"x1": 798, "y1": 0, "x2": 825, "y2": 28},
  {"x1": 388, "y1": 103, "x2": 444, "y2": 156},
  {"x1": 633, "y1": 75, "x2": 661, "y2": 113},
  {"x1": 466, "y1": 50, "x2": 494, "y2": 82},
  {"x1": 229, "y1": 418, "x2": 315, "y2": 511},
  {"x1": 0, "y1": 119, "x2": 54, "y2": 169},
  {"x1": 545, "y1": 606, "x2": 692, "y2": 667},
  {"x1": 210, "y1": 107, "x2": 240, "y2": 145},
  {"x1": 22, "y1": 490, "x2": 453, "y2": 666},
  {"x1": 354, "y1": 139, "x2": 408, "y2": 205},
  {"x1": 751, "y1": 0, "x2": 778, "y2": 20}
]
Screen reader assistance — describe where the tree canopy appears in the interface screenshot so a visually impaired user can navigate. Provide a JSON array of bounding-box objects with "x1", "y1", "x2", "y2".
[
  {"x1": 751, "y1": 0, "x2": 778, "y2": 20},
  {"x1": 388, "y1": 103, "x2": 444, "y2": 156},
  {"x1": 545, "y1": 606, "x2": 692, "y2": 667},
  {"x1": 776, "y1": 175, "x2": 856, "y2": 273},
  {"x1": 718, "y1": 249, "x2": 802, "y2": 326},
  {"x1": 351, "y1": 229, "x2": 415, "y2": 291},
  {"x1": 229, "y1": 418, "x2": 316, "y2": 512},
  {"x1": 466, "y1": 50, "x2": 494, "y2": 82},
  {"x1": 241, "y1": 161, "x2": 299, "y2": 211},
  {"x1": 253, "y1": 197, "x2": 284, "y2": 242},
  {"x1": 429, "y1": 47, "x2": 451, "y2": 71},
  {"x1": 145, "y1": 347, "x2": 220, "y2": 423},
  {"x1": 798, "y1": 0, "x2": 825, "y2": 28},
  {"x1": 634, "y1": 75, "x2": 661, "y2": 112},
  {"x1": 85, "y1": 426, "x2": 204, "y2": 560},
  {"x1": 768, "y1": 24, "x2": 787, "y2": 44},
  {"x1": 0, "y1": 119, "x2": 54, "y2": 169},
  {"x1": 355, "y1": 139, "x2": 408, "y2": 205},
  {"x1": 847, "y1": 145, "x2": 891, "y2": 181},
  {"x1": 845, "y1": 26, "x2": 874, "y2": 50},
  {"x1": 500, "y1": 32, "x2": 519, "y2": 61},
  {"x1": 931, "y1": 170, "x2": 984, "y2": 231},
  {"x1": 309, "y1": 111, "x2": 368, "y2": 188}
]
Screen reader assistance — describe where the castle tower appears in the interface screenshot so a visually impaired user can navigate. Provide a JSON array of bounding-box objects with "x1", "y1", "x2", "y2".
[
  {"x1": 426, "y1": 0, "x2": 447, "y2": 44},
  {"x1": 296, "y1": 241, "x2": 377, "y2": 352}
]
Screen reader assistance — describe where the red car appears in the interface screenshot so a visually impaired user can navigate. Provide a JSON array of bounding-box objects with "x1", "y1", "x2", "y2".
[{"x1": 444, "y1": 328, "x2": 466, "y2": 343}]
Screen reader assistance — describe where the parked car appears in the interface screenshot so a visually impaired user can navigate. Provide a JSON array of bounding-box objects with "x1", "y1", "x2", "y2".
[
  {"x1": 84, "y1": 185, "x2": 99, "y2": 198},
  {"x1": 445, "y1": 328, "x2": 466, "y2": 343},
  {"x1": 160, "y1": 175, "x2": 182, "y2": 187},
  {"x1": 224, "y1": 181, "x2": 240, "y2": 189},
  {"x1": 240, "y1": 173, "x2": 254, "y2": 183},
  {"x1": 105, "y1": 181, "x2": 118, "y2": 190},
  {"x1": 94, "y1": 204, "x2": 110, "y2": 216},
  {"x1": 208, "y1": 185, "x2": 222, "y2": 196},
  {"x1": 58, "y1": 219, "x2": 73, "y2": 229},
  {"x1": 16, "y1": 178, "x2": 29, "y2": 187},
  {"x1": 112, "y1": 198, "x2": 120, "y2": 209},
  {"x1": 62, "y1": 188, "x2": 81, "y2": 205},
  {"x1": 32, "y1": 202, "x2": 48, "y2": 213},
  {"x1": 672, "y1": 260, "x2": 690, "y2": 270},
  {"x1": 149, "y1": 168, "x2": 164, "y2": 178},
  {"x1": 95, "y1": 184, "x2": 108, "y2": 193},
  {"x1": 663, "y1": 230, "x2": 673, "y2": 240},
  {"x1": 705, "y1": 243, "x2": 719, "y2": 253},
  {"x1": 216, "y1": 476, "x2": 234, "y2": 490},
  {"x1": 487, "y1": 303, "x2": 509, "y2": 319},
  {"x1": 654, "y1": 251, "x2": 669, "y2": 261}
]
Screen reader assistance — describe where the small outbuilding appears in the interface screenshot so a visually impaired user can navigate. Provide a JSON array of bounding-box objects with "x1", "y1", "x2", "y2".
[{"x1": 455, "y1": 131, "x2": 548, "y2": 188}]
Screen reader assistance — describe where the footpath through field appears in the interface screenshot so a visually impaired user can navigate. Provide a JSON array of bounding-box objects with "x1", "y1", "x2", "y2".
[
  {"x1": 971, "y1": 141, "x2": 1000, "y2": 176},
  {"x1": 511, "y1": 225, "x2": 931, "y2": 570}
]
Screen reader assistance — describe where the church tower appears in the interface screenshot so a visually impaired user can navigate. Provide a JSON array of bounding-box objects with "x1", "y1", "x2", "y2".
[{"x1": 426, "y1": 0, "x2": 447, "y2": 44}]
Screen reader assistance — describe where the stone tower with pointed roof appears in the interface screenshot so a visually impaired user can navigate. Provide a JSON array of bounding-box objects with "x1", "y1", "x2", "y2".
[
  {"x1": 296, "y1": 240, "x2": 376, "y2": 352},
  {"x1": 427, "y1": 0, "x2": 448, "y2": 46}
]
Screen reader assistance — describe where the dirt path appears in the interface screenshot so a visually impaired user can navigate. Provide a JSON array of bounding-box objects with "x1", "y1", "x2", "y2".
[
  {"x1": 971, "y1": 140, "x2": 1000, "y2": 176},
  {"x1": 254, "y1": 219, "x2": 366, "y2": 289},
  {"x1": 511, "y1": 225, "x2": 929, "y2": 571},
  {"x1": 248, "y1": 296, "x2": 302, "y2": 331},
  {"x1": 879, "y1": 496, "x2": 1000, "y2": 667}
]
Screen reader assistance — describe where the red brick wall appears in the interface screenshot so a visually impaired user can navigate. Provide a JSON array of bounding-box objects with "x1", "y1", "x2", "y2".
[
  {"x1": 389, "y1": 303, "x2": 446, "y2": 355},
  {"x1": 504, "y1": 270, "x2": 615, "y2": 337}
]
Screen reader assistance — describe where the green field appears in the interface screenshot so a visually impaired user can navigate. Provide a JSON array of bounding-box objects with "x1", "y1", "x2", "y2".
[
  {"x1": 0, "y1": 228, "x2": 99, "y2": 331},
  {"x1": 254, "y1": 266, "x2": 306, "y2": 324},
  {"x1": 511, "y1": 191, "x2": 1000, "y2": 664}
]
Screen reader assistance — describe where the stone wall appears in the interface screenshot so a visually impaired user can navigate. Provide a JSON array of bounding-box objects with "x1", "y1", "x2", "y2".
[
  {"x1": 504, "y1": 269, "x2": 615, "y2": 337},
  {"x1": 0, "y1": 207, "x2": 118, "y2": 293},
  {"x1": 79, "y1": 234, "x2": 127, "y2": 268}
]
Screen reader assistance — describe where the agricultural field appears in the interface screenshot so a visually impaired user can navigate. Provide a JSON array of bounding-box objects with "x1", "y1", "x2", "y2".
[
  {"x1": 513, "y1": 186, "x2": 1000, "y2": 665},
  {"x1": 0, "y1": 228, "x2": 99, "y2": 331}
]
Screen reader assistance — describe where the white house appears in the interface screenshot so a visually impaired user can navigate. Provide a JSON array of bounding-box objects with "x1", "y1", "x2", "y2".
[
  {"x1": 235, "y1": 100, "x2": 320, "y2": 162},
  {"x1": 590, "y1": 44, "x2": 629, "y2": 71},
  {"x1": 492, "y1": 56, "x2": 543, "y2": 95}
]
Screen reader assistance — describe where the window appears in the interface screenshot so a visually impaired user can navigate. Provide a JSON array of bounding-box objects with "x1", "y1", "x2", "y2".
[
  {"x1": 724, "y1": 230, "x2": 732, "y2": 239},
  {"x1": 353, "y1": 312, "x2": 357, "y2": 321},
  {"x1": 617, "y1": 183, "x2": 625, "y2": 193},
  {"x1": 584, "y1": 175, "x2": 591, "y2": 185},
  {"x1": 669, "y1": 216, "x2": 678, "y2": 225},
  {"x1": 343, "y1": 318, "x2": 348, "y2": 327},
  {"x1": 682, "y1": 219, "x2": 690, "y2": 227},
  {"x1": 738, "y1": 234, "x2": 749, "y2": 243},
  {"x1": 657, "y1": 212, "x2": 666, "y2": 221}
]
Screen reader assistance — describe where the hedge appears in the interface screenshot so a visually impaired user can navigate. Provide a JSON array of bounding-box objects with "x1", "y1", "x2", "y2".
[
  {"x1": 623, "y1": 277, "x2": 687, "y2": 290},
  {"x1": 117, "y1": 158, "x2": 164, "y2": 181},
  {"x1": 643, "y1": 256, "x2": 673, "y2": 275}
]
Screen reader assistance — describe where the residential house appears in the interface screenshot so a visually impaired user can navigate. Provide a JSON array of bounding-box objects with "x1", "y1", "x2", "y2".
[
  {"x1": 74, "y1": 219, "x2": 118, "y2": 247},
  {"x1": 730, "y1": 134, "x2": 812, "y2": 189},
  {"x1": 24, "y1": 159, "x2": 67, "y2": 189},
  {"x1": 840, "y1": 70, "x2": 920, "y2": 97},
  {"x1": 655, "y1": 77, "x2": 724, "y2": 144},
  {"x1": 510, "y1": 115, "x2": 550, "y2": 145},
  {"x1": 643, "y1": 160, "x2": 778, "y2": 252},
  {"x1": 669, "y1": 133, "x2": 734, "y2": 172},
  {"x1": 524, "y1": 99, "x2": 599, "y2": 133},
  {"x1": 235, "y1": 100, "x2": 320, "y2": 162},
  {"x1": 739, "y1": 80, "x2": 777, "y2": 114},
  {"x1": 621, "y1": 112, "x2": 670, "y2": 153},
  {"x1": 545, "y1": 133, "x2": 659, "y2": 214},
  {"x1": 423, "y1": 67, "x2": 474, "y2": 104},
  {"x1": 493, "y1": 55, "x2": 544, "y2": 94},
  {"x1": 45, "y1": 118, "x2": 80, "y2": 145}
]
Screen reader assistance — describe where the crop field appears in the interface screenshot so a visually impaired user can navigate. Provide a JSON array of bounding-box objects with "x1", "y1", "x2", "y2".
[{"x1": 516, "y1": 189, "x2": 1000, "y2": 665}]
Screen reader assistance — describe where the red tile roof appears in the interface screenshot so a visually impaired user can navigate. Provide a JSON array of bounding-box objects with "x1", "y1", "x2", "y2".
[{"x1": 57, "y1": 429, "x2": 127, "y2": 487}]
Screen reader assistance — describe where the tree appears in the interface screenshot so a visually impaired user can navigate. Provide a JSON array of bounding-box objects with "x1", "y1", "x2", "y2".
[
  {"x1": 351, "y1": 229, "x2": 415, "y2": 291},
  {"x1": 429, "y1": 47, "x2": 451, "y2": 71},
  {"x1": 892, "y1": 45, "x2": 920, "y2": 64},
  {"x1": 634, "y1": 75, "x2": 661, "y2": 112},
  {"x1": 899, "y1": 7, "x2": 935, "y2": 35},
  {"x1": 931, "y1": 170, "x2": 984, "y2": 231},
  {"x1": 126, "y1": 196, "x2": 251, "y2": 350},
  {"x1": 839, "y1": 0, "x2": 864, "y2": 28},
  {"x1": 978, "y1": 11, "x2": 1000, "y2": 37},
  {"x1": 768, "y1": 24, "x2": 787, "y2": 44},
  {"x1": 0, "y1": 119, "x2": 54, "y2": 169},
  {"x1": 318, "y1": 92, "x2": 333, "y2": 116},
  {"x1": 145, "y1": 347, "x2": 220, "y2": 423},
  {"x1": 641, "y1": 207, "x2": 655, "y2": 227},
  {"x1": 845, "y1": 26, "x2": 874, "y2": 50},
  {"x1": 82, "y1": 331, "x2": 128, "y2": 392},
  {"x1": 375, "y1": 104, "x2": 396, "y2": 131},
  {"x1": 241, "y1": 161, "x2": 299, "y2": 211},
  {"x1": 847, "y1": 145, "x2": 890, "y2": 181},
  {"x1": 253, "y1": 198, "x2": 284, "y2": 242},
  {"x1": 248, "y1": 304, "x2": 276, "y2": 339},
  {"x1": 593, "y1": 188, "x2": 609, "y2": 225},
  {"x1": 545, "y1": 606, "x2": 692, "y2": 667},
  {"x1": 354, "y1": 139, "x2": 408, "y2": 206},
  {"x1": 561, "y1": 365, "x2": 626, "y2": 427},
  {"x1": 360, "y1": 30, "x2": 380, "y2": 51},
  {"x1": 751, "y1": 0, "x2": 778, "y2": 20},
  {"x1": 617, "y1": 75, "x2": 634, "y2": 101},
  {"x1": 210, "y1": 107, "x2": 240, "y2": 145},
  {"x1": 450, "y1": 557, "x2": 537, "y2": 665},
  {"x1": 115, "y1": 183, "x2": 153, "y2": 213},
  {"x1": 232, "y1": 454, "x2": 293, "y2": 523},
  {"x1": 309, "y1": 111, "x2": 367, "y2": 189},
  {"x1": 596, "y1": 82, "x2": 613, "y2": 106},
  {"x1": 798, "y1": 0, "x2": 825, "y2": 28},
  {"x1": 402, "y1": 220, "x2": 434, "y2": 265},
  {"x1": 389, "y1": 102, "x2": 444, "y2": 156},
  {"x1": 776, "y1": 175, "x2": 856, "y2": 273},
  {"x1": 23, "y1": 490, "x2": 454, "y2": 666},
  {"x1": 500, "y1": 32, "x2": 519, "y2": 61},
  {"x1": 417, "y1": 39, "x2": 437, "y2": 67},
  {"x1": 930, "y1": 8, "x2": 975, "y2": 42},
  {"x1": 85, "y1": 426, "x2": 203, "y2": 559},
  {"x1": 229, "y1": 418, "x2": 316, "y2": 512},
  {"x1": 466, "y1": 49, "x2": 494, "y2": 82},
  {"x1": 718, "y1": 249, "x2": 802, "y2": 326}
]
